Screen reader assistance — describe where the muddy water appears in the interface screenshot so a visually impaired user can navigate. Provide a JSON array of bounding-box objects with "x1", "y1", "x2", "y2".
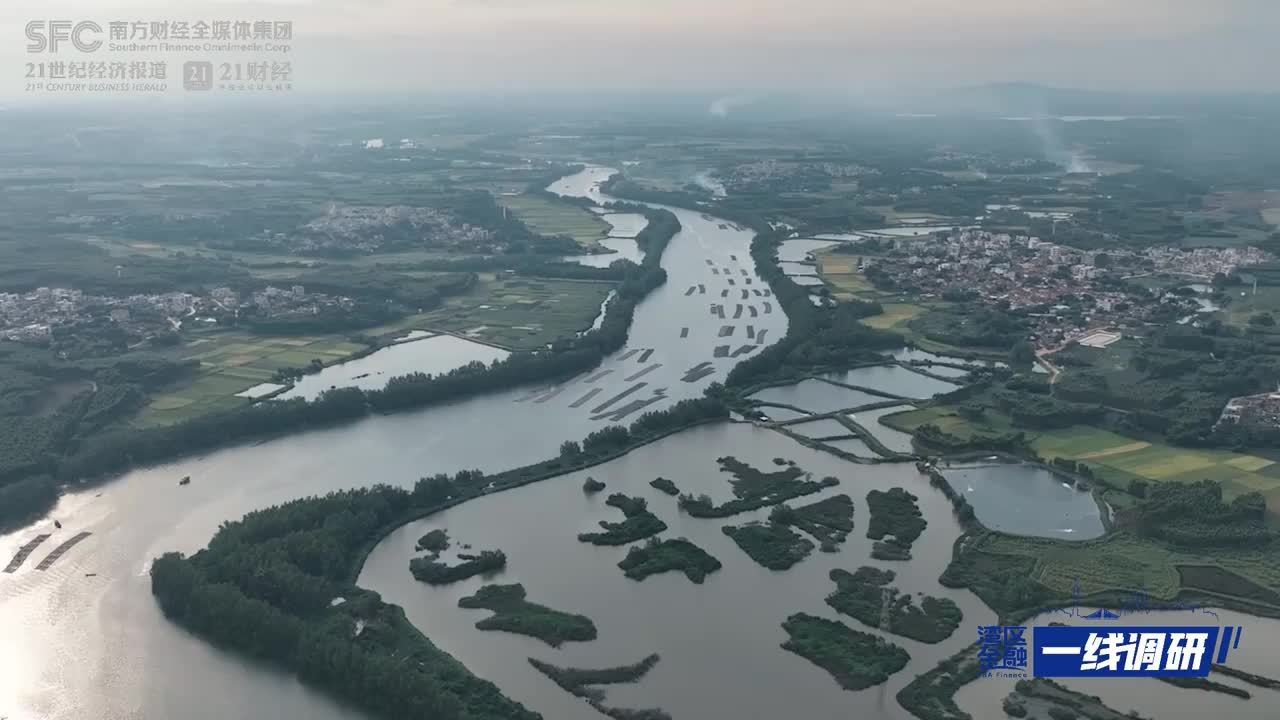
[
  {"x1": 360, "y1": 423, "x2": 996, "y2": 720},
  {"x1": 0, "y1": 165, "x2": 786, "y2": 720}
]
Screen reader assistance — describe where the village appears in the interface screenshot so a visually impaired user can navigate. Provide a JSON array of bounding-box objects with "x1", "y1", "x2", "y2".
[
  {"x1": 856, "y1": 228, "x2": 1272, "y2": 348},
  {"x1": 0, "y1": 284, "x2": 356, "y2": 344}
]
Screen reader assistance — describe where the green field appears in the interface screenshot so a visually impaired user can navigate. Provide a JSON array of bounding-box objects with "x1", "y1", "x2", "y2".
[
  {"x1": 1219, "y1": 286, "x2": 1280, "y2": 330},
  {"x1": 862, "y1": 303, "x2": 926, "y2": 330},
  {"x1": 970, "y1": 531, "x2": 1280, "y2": 609},
  {"x1": 498, "y1": 194, "x2": 610, "y2": 248},
  {"x1": 134, "y1": 333, "x2": 372, "y2": 427},
  {"x1": 885, "y1": 407, "x2": 1280, "y2": 505},
  {"x1": 368, "y1": 274, "x2": 614, "y2": 351}
]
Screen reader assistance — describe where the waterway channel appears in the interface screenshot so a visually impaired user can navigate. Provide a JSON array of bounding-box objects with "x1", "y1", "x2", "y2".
[
  {"x1": 0, "y1": 165, "x2": 787, "y2": 720},
  {"x1": 3, "y1": 166, "x2": 1275, "y2": 720}
]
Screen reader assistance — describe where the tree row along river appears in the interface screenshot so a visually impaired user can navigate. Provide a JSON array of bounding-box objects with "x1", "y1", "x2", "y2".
[
  {"x1": 0, "y1": 167, "x2": 789, "y2": 720},
  {"x1": 6, "y1": 168, "x2": 1279, "y2": 720}
]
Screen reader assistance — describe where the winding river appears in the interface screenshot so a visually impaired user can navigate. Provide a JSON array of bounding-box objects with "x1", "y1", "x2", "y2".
[
  {"x1": 4, "y1": 167, "x2": 1278, "y2": 720},
  {"x1": 0, "y1": 167, "x2": 787, "y2": 720}
]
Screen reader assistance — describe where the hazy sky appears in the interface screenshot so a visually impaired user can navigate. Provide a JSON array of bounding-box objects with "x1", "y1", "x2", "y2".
[{"x1": 2, "y1": 0, "x2": 1277, "y2": 100}]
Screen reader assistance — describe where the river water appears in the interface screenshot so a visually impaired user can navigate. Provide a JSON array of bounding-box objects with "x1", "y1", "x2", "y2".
[
  {"x1": 0, "y1": 166, "x2": 787, "y2": 720},
  {"x1": 358, "y1": 423, "x2": 996, "y2": 720},
  {"x1": 3, "y1": 166, "x2": 1277, "y2": 720},
  {"x1": 277, "y1": 334, "x2": 510, "y2": 400}
]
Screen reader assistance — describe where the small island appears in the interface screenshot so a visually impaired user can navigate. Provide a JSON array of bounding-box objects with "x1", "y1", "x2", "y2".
[
  {"x1": 826, "y1": 567, "x2": 963, "y2": 643},
  {"x1": 772, "y1": 494, "x2": 855, "y2": 546},
  {"x1": 866, "y1": 488, "x2": 926, "y2": 560},
  {"x1": 458, "y1": 583, "x2": 597, "y2": 647},
  {"x1": 677, "y1": 456, "x2": 836, "y2": 518},
  {"x1": 583, "y1": 477, "x2": 607, "y2": 494},
  {"x1": 415, "y1": 528, "x2": 450, "y2": 553},
  {"x1": 578, "y1": 494, "x2": 668, "y2": 546},
  {"x1": 618, "y1": 537, "x2": 722, "y2": 583},
  {"x1": 649, "y1": 477, "x2": 680, "y2": 496},
  {"x1": 780, "y1": 612, "x2": 909, "y2": 691},
  {"x1": 529, "y1": 653, "x2": 661, "y2": 701},
  {"x1": 722, "y1": 523, "x2": 815, "y2": 570},
  {"x1": 410, "y1": 548, "x2": 506, "y2": 585}
]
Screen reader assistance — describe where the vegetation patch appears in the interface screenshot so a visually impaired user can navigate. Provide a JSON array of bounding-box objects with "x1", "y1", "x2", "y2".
[
  {"x1": 150, "y1": 483, "x2": 542, "y2": 720},
  {"x1": 1212, "y1": 664, "x2": 1280, "y2": 690},
  {"x1": 677, "y1": 456, "x2": 836, "y2": 518},
  {"x1": 415, "y1": 529, "x2": 450, "y2": 553},
  {"x1": 771, "y1": 494, "x2": 855, "y2": 546},
  {"x1": 498, "y1": 194, "x2": 610, "y2": 247},
  {"x1": 1157, "y1": 676, "x2": 1250, "y2": 699},
  {"x1": 1011, "y1": 678, "x2": 1157, "y2": 720},
  {"x1": 528, "y1": 654, "x2": 670, "y2": 720},
  {"x1": 617, "y1": 537, "x2": 722, "y2": 583},
  {"x1": 458, "y1": 583, "x2": 597, "y2": 647},
  {"x1": 942, "y1": 481, "x2": 1280, "y2": 619},
  {"x1": 871, "y1": 540, "x2": 914, "y2": 561},
  {"x1": 648, "y1": 477, "x2": 680, "y2": 496},
  {"x1": 865, "y1": 488, "x2": 927, "y2": 558},
  {"x1": 410, "y1": 548, "x2": 507, "y2": 585},
  {"x1": 825, "y1": 567, "x2": 963, "y2": 644},
  {"x1": 779, "y1": 612, "x2": 909, "y2": 691},
  {"x1": 583, "y1": 476, "x2": 606, "y2": 494},
  {"x1": 577, "y1": 494, "x2": 668, "y2": 546},
  {"x1": 722, "y1": 522, "x2": 815, "y2": 570},
  {"x1": 1177, "y1": 564, "x2": 1280, "y2": 606},
  {"x1": 862, "y1": 303, "x2": 926, "y2": 330},
  {"x1": 897, "y1": 646, "x2": 982, "y2": 720}
]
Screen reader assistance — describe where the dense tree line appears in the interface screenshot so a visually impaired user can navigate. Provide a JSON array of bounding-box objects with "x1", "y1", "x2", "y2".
[
  {"x1": 825, "y1": 567, "x2": 963, "y2": 644},
  {"x1": 617, "y1": 537, "x2": 722, "y2": 583},
  {"x1": 149, "y1": 480, "x2": 539, "y2": 720},
  {"x1": 410, "y1": 550, "x2": 507, "y2": 585},
  {"x1": 16, "y1": 209, "x2": 686, "y2": 507},
  {"x1": 577, "y1": 494, "x2": 668, "y2": 546},
  {"x1": 457, "y1": 583, "x2": 597, "y2": 647},
  {"x1": 779, "y1": 613, "x2": 910, "y2": 691},
  {"x1": 0, "y1": 344, "x2": 200, "y2": 527},
  {"x1": 1122, "y1": 479, "x2": 1273, "y2": 547},
  {"x1": 141, "y1": 388, "x2": 740, "y2": 717},
  {"x1": 726, "y1": 231, "x2": 902, "y2": 389}
]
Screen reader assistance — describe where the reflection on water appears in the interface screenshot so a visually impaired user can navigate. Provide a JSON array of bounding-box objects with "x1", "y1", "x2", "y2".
[
  {"x1": 779, "y1": 261, "x2": 818, "y2": 276},
  {"x1": 278, "y1": 335, "x2": 510, "y2": 400},
  {"x1": 360, "y1": 423, "x2": 994, "y2": 720},
  {"x1": 783, "y1": 418, "x2": 851, "y2": 439},
  {"x1": 848, "y1": 406, "x2": 917, "y2": 454},
  {"x1": 777, "y1": 239, "x2": 839, "y2": 262},
  {"x1": 942, "y1": 462, "x2": 1104, "y2": 540},
  {"x1": 563, "y1": 237, "x2": 645, "y2": 267},
  {"x1": 600, "y1": 212, "x2": 648, "y2": 238},
  {"x1": 820, "y1": 436, "x2": 876, "y2": 456},
  {"x1": 0, "y1": 164, "x2": 791, "y2": 720},
  {"x1": 750, "y1": 380, "x2": 882, "y2": 414},
  {"x1": 821, "y1": 365, "x2": 960, "y2": 399}
]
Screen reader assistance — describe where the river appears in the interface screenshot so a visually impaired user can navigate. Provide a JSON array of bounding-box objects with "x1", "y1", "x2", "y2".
[
  {"x1": 0, "y1": 166, "x2": 787, "y2": 720},
  {"x1": 358, "y1": 423, "x2": 995, "y2": 720},
  {"x1": 4, "y1": 166, "x2": 1277, "y2": 720}
]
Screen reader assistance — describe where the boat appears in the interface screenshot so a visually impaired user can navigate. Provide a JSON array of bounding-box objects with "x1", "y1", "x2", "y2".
[{"x1": 179, "y1": 476, "x2": 191, "y2": 486}]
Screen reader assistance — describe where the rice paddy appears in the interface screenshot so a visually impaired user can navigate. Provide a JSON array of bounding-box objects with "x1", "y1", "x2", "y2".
[
  {"x1": 134, "y1": 332, "x2": 374, "y2": 427},
  {"x1": 884, "y1": 407, "x2": 1280, "y2": 506},
  {"x1": 498, "y1": 194, "x2": 610, "y2": 247},
  {"x1": 862, "y1": 303, "x2": 927, "y2": 330}
]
